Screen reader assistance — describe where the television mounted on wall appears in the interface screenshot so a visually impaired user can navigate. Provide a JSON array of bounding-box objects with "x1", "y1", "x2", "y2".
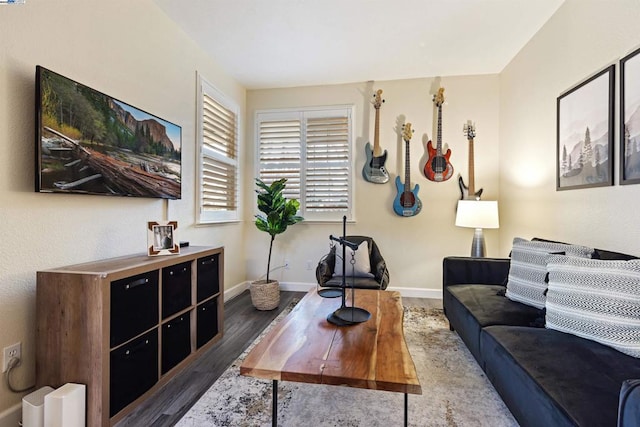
[{"x1": 35, "y1": 66, "x2": 182, "y2": 199}]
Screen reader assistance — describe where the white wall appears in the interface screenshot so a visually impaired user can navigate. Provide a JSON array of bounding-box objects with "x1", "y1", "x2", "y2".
[
  {"x1": 0, "y1": 0, "x2": 245, "y2": 416},
  {"x1": 499, "y1": 0, "x2": 640, "y2": 255},
  {"x1": 245, "y1": 75, "x2": 501, "y2": 295}
]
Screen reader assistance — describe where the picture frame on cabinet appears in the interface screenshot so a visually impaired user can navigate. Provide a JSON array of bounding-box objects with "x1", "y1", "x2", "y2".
[
  {"x1": 148, "y1": 220, "x2": 179, "y2": 256},
  {"x1": 556, "y1": 64, "x2": 615, "y2": 191},
  {"x1": 620, "y1": 47, "x2": 640, "y2": 185}
]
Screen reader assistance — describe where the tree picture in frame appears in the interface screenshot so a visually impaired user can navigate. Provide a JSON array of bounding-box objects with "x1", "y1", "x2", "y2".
[
  {"x1": 621, "y1": 47, "x2": 640, "y2": 184},
  {"x1": 556, "y1": 65, "x2": 614, "y2": 190},
  {"x1": 148, "y1": 220, "x2": 179, "y2": 256}
]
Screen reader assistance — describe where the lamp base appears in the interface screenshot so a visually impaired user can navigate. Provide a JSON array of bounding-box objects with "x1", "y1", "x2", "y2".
[{"x1": 470, "y1": 228, "x2": 486, "y2": 257}]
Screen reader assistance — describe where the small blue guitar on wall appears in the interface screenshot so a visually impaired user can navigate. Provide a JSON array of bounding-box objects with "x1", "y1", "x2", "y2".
[
  {"x1": 362, "y1": 89, "x2": 389, "y2": 184},
  {"x1": 393, "y1": 123, "x2": 422, "y2": 217}
]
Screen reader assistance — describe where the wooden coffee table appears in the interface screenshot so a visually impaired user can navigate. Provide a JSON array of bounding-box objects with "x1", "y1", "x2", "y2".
[{"x1": 240, "y1": 288, "x2": 422, "y2": 426}]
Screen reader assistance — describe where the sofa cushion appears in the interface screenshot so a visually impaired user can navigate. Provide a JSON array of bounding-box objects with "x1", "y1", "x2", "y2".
[
  {"x1": 546, "y1": 255, "x2": 640, "y2": 358},
  {"x1": 505, "y1": 237, "x2": 594, "y2": 309},
  {"x1": 593, "y1": 248, "x2": 639, "y2": 261},
  {"x1": 532, "y1": 237, "x2": 637, "y2": 261},
  {"x1": 444, "y1": 284, "x2": 541, "y2": 364},
  {"x1": 481, "y1": 325, "x2": 640, "y2": 427},
  {"x1": 619, "y1": 379, "x2": 640, "y2": 427}
]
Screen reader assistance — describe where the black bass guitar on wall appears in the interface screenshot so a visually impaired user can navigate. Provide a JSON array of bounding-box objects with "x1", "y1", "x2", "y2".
[
  {"x1": 362, "y1": 89, "x2": 389, "y2": 183},
  {"x1": 424, "y1": 87, "x2": 454, "y2": 182},
  {"x1": 393, "y1": 123, "x2": 422, "y2": 217},
  {"x1": 458, "y1": 121, "x2": 483, "y2": 200}
]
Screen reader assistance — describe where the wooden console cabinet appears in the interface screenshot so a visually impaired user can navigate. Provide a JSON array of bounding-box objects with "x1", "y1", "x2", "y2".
[{"x1": 36, "y1": 246, "x2": 224, "y2": 427}]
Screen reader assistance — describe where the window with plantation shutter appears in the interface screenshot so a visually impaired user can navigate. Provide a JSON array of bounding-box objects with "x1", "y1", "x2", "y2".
[
  {"x1": 197, "y1": 75, "x2": 239, "y2": 223},
  {"x1": 256, "y1": 106, "x2": 354, "y2": 221}
]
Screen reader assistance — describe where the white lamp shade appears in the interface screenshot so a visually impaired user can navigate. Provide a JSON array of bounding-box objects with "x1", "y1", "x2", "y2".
[{"x1": 455, "y1": 200, "x2": 499, "y2": 229}]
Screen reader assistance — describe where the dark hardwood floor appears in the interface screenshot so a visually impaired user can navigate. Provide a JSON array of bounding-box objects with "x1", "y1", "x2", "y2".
[
  {"x1": 115, "y1": 290, "x2": 441, "y2": 426},
  {"x1": 115, "y1": 290, "x2": 305, "y2": 427}
]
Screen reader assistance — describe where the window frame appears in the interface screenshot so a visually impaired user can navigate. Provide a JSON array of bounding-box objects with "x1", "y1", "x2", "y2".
[
  {"x1": 254, "y1": 105, "x2": 355, "y2": 222},
  {"x1": 196, "y1": 74, "x2": 240, "y2": 224}
]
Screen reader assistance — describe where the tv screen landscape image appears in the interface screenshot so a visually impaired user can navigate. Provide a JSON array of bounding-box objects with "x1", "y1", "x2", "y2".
[{"x1": 35, "y1": 66, "x2": 182, "y2": 199}]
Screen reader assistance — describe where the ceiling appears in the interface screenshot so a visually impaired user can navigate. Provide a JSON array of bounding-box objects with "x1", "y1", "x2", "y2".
[{"x1": 154, "y1": 0, "x2": 564, "y2": 90}]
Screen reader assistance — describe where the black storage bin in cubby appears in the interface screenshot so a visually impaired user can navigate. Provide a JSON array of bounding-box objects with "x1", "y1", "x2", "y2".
[
  {"x1": 197, "y1": 297, "x2": 219, "y2": 349},
  {"x1": 162, "y1": 261, "x2": 192, "y2": 318},
  {"x1": 109, "y1": 329, "x2": 158, "y2": 417},
  {"x1": 110, "y1": 271, "x2": 159, "y2": 347},
  {"x1": 197, "y1": 254, "x2": 220, "y2": 302},
  {"x1": 161, "y1": 313, "x2": 191, "y2": 374}
]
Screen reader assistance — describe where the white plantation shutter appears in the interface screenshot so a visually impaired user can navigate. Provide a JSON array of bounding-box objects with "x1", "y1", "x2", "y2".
[
  {"x1": 257, "y1": 117, "x2": 302, "y2": 201},
  {"x1": 256, "y1": 106, "x2": 353, "y2": 221},
  {"x1": 305, "y1": 115, "x2": 350, "y2": 212},
  {"x1": 198, "y1": 76, "x2": 239, "y2": 223}
]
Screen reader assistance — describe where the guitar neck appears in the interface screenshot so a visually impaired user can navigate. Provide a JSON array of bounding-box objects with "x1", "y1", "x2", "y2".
[
  {"x1": 436, "y1": 104, "x2": 443, "y2": 155},
  {"x1": 373, "y1": 107, "x2": 382, "y2": 157},
  {"x1": 404, "y1": 140, "x2": 410, "y2": 192},
  {"x1": 468, "y1": 138, "x2": 475, "y2": 194}
]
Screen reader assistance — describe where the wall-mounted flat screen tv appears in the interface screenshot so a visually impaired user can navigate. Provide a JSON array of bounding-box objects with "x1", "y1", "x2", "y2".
[{"x1": 35, "y1": 66, "x2": 181, "y2": 199}]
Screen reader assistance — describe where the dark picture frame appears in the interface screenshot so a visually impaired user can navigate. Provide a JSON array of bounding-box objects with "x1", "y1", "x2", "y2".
[
  {"x1": 556, "y1": 65, "x2": 615, "y2": 190},
  {"x1": 620, "y1": 47, "x2": 640, "y2": 185}
]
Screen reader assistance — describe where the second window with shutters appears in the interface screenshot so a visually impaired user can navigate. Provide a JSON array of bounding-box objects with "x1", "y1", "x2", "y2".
[
  {"x1": 197, "y1": 75, "x2": 239, "y2": 224},
  {"x1": 256, "y1": 106, "x2": 354, "y2": 221}
]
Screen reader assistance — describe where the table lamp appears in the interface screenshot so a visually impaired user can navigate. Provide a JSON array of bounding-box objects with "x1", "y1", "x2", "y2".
[{"x1": 455, "y1": 200, "x2": 499, "y2": 257}]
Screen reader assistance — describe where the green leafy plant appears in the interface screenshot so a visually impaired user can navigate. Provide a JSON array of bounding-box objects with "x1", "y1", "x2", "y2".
[{"x1": 255, "y1": 178, "x2": 304, "y2": 282}]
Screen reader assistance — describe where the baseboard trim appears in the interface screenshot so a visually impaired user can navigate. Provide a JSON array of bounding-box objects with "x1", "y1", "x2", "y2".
[
  {"x1": 279, "y1": 282, "x2": 442, "y2": 299},
  {"x1": 278, "y1": 282, "x2": 315, "y2": 293},
  {"x1": 225, "y1": 281, "x2": 442, "y2": 300},
  {"x1": 0, "y1": 403, "x2": 20, "y2": 427},
  {"x1": 387, "y1": 286, "x2": 442, "y2": 299},
  {"x1": 223, "y1": 281, "x2": 250, "y2": 302}
]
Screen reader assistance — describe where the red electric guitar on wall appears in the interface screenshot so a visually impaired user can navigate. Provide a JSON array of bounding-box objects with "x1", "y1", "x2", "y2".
[{"x1": 424, "y1": 87, "x2": 454, "y2": 182}]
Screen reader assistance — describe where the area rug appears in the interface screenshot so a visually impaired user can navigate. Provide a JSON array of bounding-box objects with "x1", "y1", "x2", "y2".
[{"x1": 176, "y1": 305, "x2": 518, "y2": 427}]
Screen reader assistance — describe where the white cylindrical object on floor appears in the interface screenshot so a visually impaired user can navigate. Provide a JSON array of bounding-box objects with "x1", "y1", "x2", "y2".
[
  {"x1": 22, "y1": 386, "x2": 54, "y2": 427},
  {"x1": 44, "y1": 383, "x2": 86, "y2": 427}
]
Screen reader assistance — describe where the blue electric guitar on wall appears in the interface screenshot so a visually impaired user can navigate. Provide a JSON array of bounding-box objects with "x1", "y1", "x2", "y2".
[
  {"x1": 362, "y1": 89, "x2": 389, "y2": 183},
  {"x1": 393, "y1": 123, "x2": 422, "y2": 217}
]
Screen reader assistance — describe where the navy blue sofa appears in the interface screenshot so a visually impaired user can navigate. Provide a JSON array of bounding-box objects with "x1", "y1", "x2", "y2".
[{"x1": 443, "y1": 246, "x2": 640, "y2": 427}]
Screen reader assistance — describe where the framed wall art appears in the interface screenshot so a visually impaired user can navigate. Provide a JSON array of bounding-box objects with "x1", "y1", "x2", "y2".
[
  {"x1": 147, "y1": 220, "x2": 179, "y2": 256},
  {"x1": 556, "y1": 65, "x2": 615, "y2": 190},
  {"x1": 620, "y1": 47, "x2": 640, "y2": 185}
]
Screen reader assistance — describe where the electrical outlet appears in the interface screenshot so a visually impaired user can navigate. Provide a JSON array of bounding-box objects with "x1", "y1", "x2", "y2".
[
  {"x1": 3, "y1": 342, "x2": 21, "y2": 373},
  {"x1": 284, "y1": 259, "x2": 290, "y2": 270},
  {"x1": 306, "y1": 260, "x2": 313, "y2": 270}
]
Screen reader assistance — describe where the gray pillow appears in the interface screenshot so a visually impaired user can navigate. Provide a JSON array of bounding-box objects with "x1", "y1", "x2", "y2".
[
  {"x1": 546, "y1": 255, "x2": 640, "y2": 358},
  {"x1": 505, "y1": 237, "x2": 594, "y2": 309}
]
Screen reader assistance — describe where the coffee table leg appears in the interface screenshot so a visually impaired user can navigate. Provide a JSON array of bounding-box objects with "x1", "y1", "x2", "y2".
[
  {"x1": 272, "y1": 380, "x2": 278, "y2": 427},
  {"x1": 404, "y1": 393, "x2": 408, "y2": 427}
]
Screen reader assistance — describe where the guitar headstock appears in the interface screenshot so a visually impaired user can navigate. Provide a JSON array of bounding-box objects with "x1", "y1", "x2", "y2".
[
  {"x1": 373, "y1": 89, "x2": 384, "y2": 109},
  {"x1": 402, "y1": 122, "x2": 413, "y2": 141},
  {"x1": 433, "y1": 87, "x2": 445, "y2": 107},
  {"x1": 463, "y1": 120, "x2": 476, "y2": 140}
]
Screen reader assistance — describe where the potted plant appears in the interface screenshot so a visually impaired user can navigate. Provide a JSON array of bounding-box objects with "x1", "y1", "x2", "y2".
[{"x1": 251, "y1": 178, "x2": 304, "y2": 310}]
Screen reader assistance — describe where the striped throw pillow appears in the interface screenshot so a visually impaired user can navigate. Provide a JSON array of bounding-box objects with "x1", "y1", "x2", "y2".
[
  {"x1": 505, "y1": 238, "x2": 594, "y2": 309},
  {"x1": 546, "y1": 255, "x2": 640, "y2": 358}
]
